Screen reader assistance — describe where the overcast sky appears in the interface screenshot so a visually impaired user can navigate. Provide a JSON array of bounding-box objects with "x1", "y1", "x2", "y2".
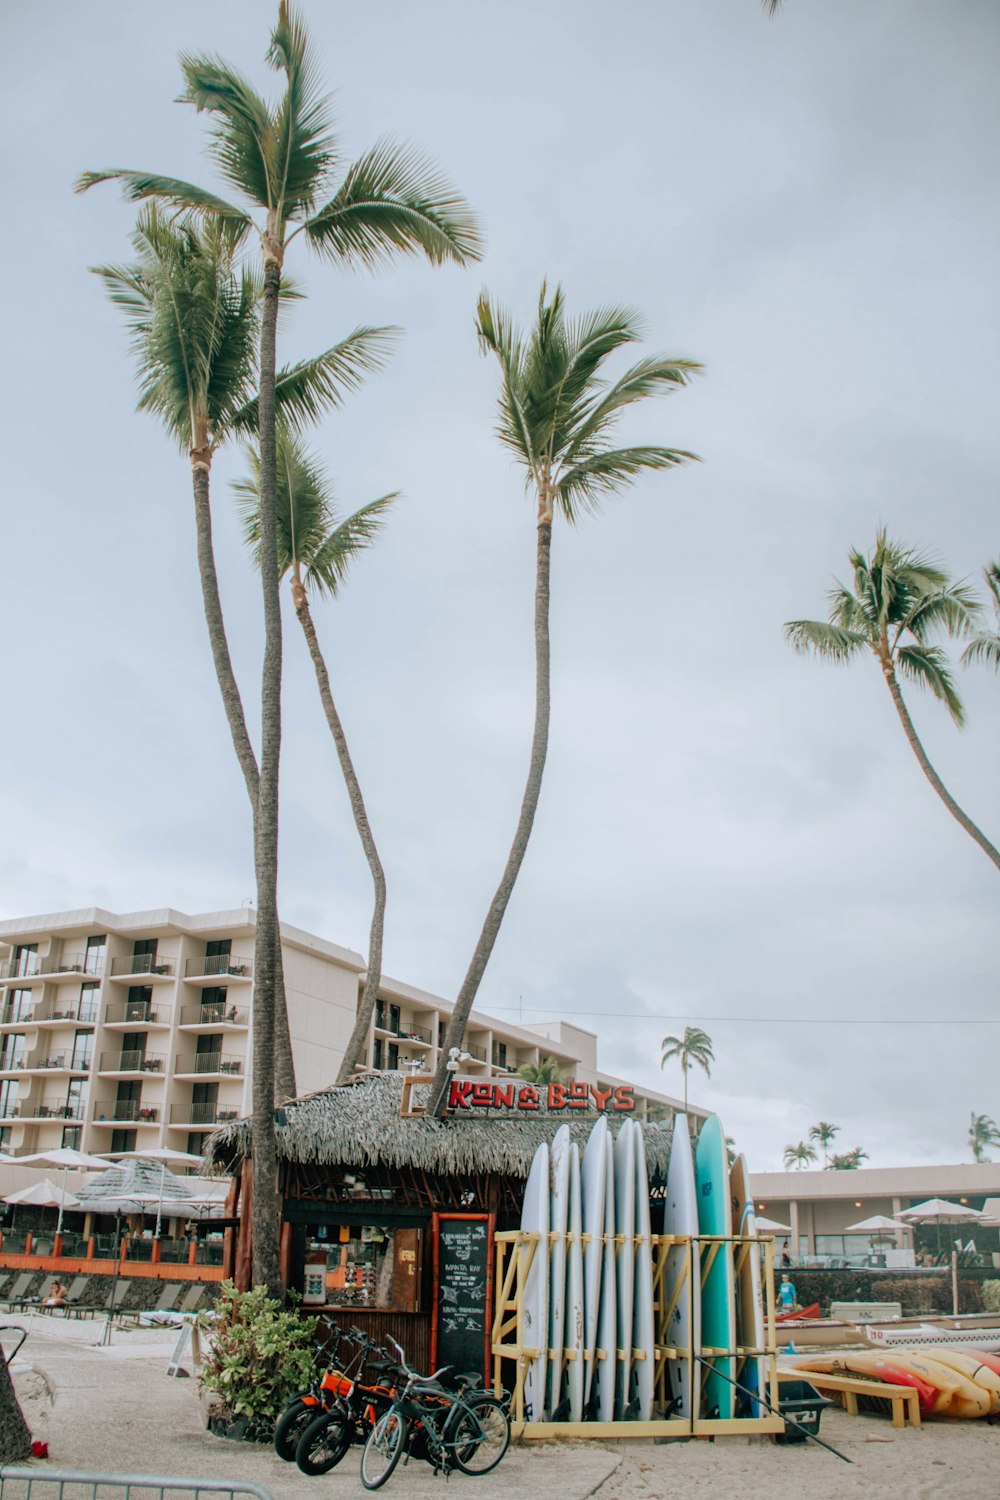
[{"x1": 2, "y1": 1, "x2": 998, "y2": 1174}]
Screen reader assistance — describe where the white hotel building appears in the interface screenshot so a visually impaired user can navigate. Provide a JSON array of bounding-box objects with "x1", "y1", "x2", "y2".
[{"x1": 0, "y1": 906, "x2": 680, "y2": 1165}]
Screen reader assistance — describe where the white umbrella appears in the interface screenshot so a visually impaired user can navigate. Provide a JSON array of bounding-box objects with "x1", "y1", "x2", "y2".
[
  {"x1": 896, "y1": 1198, "x2": 986, "y2": 1224},
  {"x1": 844, "y1": 1213, "x2": 908, "y2": 1235},
  {"x1": 755, "y1": 1214, "x2": 792, "y2": 1234},
  {"x1": 76, "y1": 1159, "x2": 195, "y2": 1239},
  {"x1": 99, "y1": 1150, "x2": 205, "y2": 1236},
  {"x1": 13, "y1": 1147, "x2": 113, "y2": 1233},
  {"x1": 3, "y1": 1178, "x2": 80, "y2": 1209}
]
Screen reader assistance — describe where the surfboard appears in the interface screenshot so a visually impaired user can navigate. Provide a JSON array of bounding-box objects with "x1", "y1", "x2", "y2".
[
  {"x1": 563, "y1": 1141, "x2": 585, "y2": 1421},
  {"x1": 520, "y1": 1142, "x2": 549, "y2": 1423},
  {"x1": 631, "y1": 1121, "x2": 655, "y2": 1419},
  {"x1": 662, "y1": 1112, "x2": 700, "y2": 1421},
  {"x1": 614, "y1": 1118, "x2": 636, "y2": 1418},
  {"x1": 580, "y1": 1116, "x2": 609, "y2": 1412},
  {"x1": 920, "y1": 1347, "x2": 1000, "y2": 1413},
  {"x1": 547, "y1": 1125, "x2": 572, "y2": 1417},
  {"x1": 730, "y1": 1154, "x2": 766, "y2": 1417},
  {"x1": 694, "y1": 1113, "x2": 735, "y2": 1419},
  {"x1": 595, "y1": 1130, "x2": 617, "y2": 1422}
]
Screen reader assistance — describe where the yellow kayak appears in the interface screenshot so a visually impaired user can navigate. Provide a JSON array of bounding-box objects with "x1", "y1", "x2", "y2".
[{"x1": 914, "y1": 1347, "x2": 1000, "y2": 1414}]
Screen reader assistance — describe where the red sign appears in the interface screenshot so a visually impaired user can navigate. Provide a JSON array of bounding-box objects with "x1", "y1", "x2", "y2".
[{"x1": 448, "y1": 1079, "x2": 635, "y2": 1113}]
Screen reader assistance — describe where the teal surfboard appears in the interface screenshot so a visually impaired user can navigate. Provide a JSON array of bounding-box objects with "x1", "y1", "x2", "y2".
[{"x1": 694, "y1": 1114, "x2": 735, "y2": 1419}]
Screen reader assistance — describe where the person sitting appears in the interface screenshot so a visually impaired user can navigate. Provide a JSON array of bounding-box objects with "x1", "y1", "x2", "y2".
[
  {"x1": 43, "y1": 1280, "x2": 68, "y2": 1307},
  {"x1": 777, "y1": 1273, "x2": 799, "y2": 1312}
]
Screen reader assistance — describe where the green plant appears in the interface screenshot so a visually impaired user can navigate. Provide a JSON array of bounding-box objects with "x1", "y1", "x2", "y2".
[
  {"x1": 982, "y1": 1280, "x2": 1000, "y2": 1314},
  {"x1": 199, "y1": 1281, "x2": 317, "y2": 1439}
]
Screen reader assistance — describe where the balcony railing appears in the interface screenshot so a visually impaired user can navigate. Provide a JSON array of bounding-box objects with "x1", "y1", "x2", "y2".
[
  {"x1": 174, "y1": 1052, "x2": 244, "y2": 1076},
  {"x1": 169, "y1": 1102, "x2": 240, "y2": 1127},
  {"x1": 110, "y1": 955, "x2": 175, "y2": 978},
  {"x1": 465, "y1": 1042, "x2": 488, "y2": 1063},
  {"x1": 179, "y1": 1004, "x2": 249, "y2": 1027},
  {"x1": 105, "y1": 1001, "x2": 168, "y2": 1025},
  {"x1": 373, "y1": 1018, "x2": 433, "y2": 1045},
  {"x1": 93, "y1": 1099, "x2": 160, "y2": 1124},
  {"x1": 0, "y1": 963, "x2": 42, "y2": 984},
  {"x1": 29, "y1": 1001, "x2": 99, "y2": 1026},
  {"x1": 184, "y1": 955, "x2": 253, "y2": 979},
  {"x1": 97, "y1": 1050, "x2": 166, "y2": 1073},
  {"x1": 2, "y1": 1097, "x2": 88, "y2": 1121},
  {"x1": 35, "y1": 952, "x2": 105, "y2": 979},
  {"x1": 0, "y1": 1050, "x2": 77, "y2": 1072}
]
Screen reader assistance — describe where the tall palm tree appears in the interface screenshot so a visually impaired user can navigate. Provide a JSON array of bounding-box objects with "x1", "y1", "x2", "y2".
[
  {"x1": 660, "y1": 1026, "x2": 715, "y2": 1111},
  {"x1": 785, "y1": 530, "x2": 1000, "y2": 873},
  {"x1": 517, "y1": 1056, "x2": 565, "y2": 1086},
  {"x1": 962, "y1": 562, "x2": 1000, "y2": 675},
  {"x1": 829, "y1": 1147, "x2": 868, "y2": 1170},
  {"x1": 968, "y1": 1111, "x2": 1000, "y2": 1163},
  {"x1": 79, "y1": 4, "x2": 480, "y2": 1292},
  {"x1": 236, "y1": 429, "x2": 397, "y2": 1086},
  {"x1": 783, "y1": 1141, "x2": 817, "y2": 1170},
  {"x1": 94, "y1": 208, "x2": 394, "y2": 1106},
  {"x1": 808, "y1": 1120, "x2": 839, "y2": 1167},
  {"x1": 429, "y1": 286, "x2": 699, "y2": 1114}
]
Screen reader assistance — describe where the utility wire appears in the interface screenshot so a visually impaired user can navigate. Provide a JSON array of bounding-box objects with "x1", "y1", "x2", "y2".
[{"x1": 484, "y1": 1007, "x2": 998, "y2": 1025}]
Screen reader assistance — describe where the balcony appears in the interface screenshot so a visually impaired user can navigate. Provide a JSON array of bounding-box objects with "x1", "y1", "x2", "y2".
[
  {"x1": 0, "y1": 1049, "x2": 82, "y2": 1075},
  {"x1": 184, "y1": 955, "x2": 253, "y2": 983},
  {"x1": 0, "y1": 965, "x2": 44, "y2": 989},
  {"x1": 179, "y1": 1004, "x2": 249, "y2": 1029},
  {"x1": 2, "y1": 1097, "x2": 87, "y2": 1122},
  {"x1": 169, "y1": 1102, "x2": 240, "y2": 1128},
  {"x1": 373, "y1": 1019, "x2": 433, "y2": 1046},
  {"x1": 97, "y1": 1050, "x2": 167, "y2": 1076},
  {"x1": 465, "y1": 1042, "x2": 488, "y2": 1063},
  {"x1": 174, "y1": 1052, "x2": 244, "y2": 1079},
  {"x1": 92, "y1": 1100, "x2": 160, "y2": 1125},
  {"x1": 26, "y1": 1000, "x2": 99, "y2": 1027},
  {"x1": 104, "y1": 1002, "x2": 171, "y2": 1028},
  {"x1": 109, "y1": 955, "x2": 175, "y2": 981}
]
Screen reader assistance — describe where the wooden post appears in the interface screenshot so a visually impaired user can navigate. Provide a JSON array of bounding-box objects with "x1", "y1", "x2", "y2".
[{"x1": 235, "y1": 1158, "x2": 253, "y2": 1291}]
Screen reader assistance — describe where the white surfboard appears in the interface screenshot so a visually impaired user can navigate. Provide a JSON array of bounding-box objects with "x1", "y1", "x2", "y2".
[
  {"x1": 614, "y1": 1118, "x2": 636, "y2": 1418},
  {"x1": 580, "y1": 1116, "x2": 609, "y2": 1411},
  {"x1": 564, "y1": 1141, "x2": 585, "y2": 1421},
  {"x1": 520, "y1": 1142, "x2": 550, "y2": 1423},
  {"x1": 547, "y1": 1124, "x2": 572, "y2": 1417},
  {"x1": 663, "y1": 1112, "x2": 700, "y2": 1422},
  {"x1": 631, "y1": 1123, "x2": 655, "y2": 1419},
  {"x1": 595, "y1": 1130, "x2": 617, "y2": 1422},
  {"x1": 731, "y1": 1154, "x2": 766, "y2": 1417}
]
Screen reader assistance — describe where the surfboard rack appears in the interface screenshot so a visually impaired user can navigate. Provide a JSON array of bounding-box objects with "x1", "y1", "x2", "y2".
[{"x1": 492, "y1": 1229, "x2": 785, "y2": 1439}]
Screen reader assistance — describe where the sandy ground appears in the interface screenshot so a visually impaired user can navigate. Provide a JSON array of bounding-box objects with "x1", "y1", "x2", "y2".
[{"x1": 3, "y1": 1315, "x2": 997, "y2": 1499}]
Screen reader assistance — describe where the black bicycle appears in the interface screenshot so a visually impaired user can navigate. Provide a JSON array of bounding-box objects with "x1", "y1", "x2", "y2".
[{"x1": 295, "y1": 1330, "x2": 404, "y2": 1476}]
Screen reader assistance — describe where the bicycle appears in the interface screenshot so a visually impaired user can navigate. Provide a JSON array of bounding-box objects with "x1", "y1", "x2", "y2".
[
  {"x1": 273, "y1": 1322, "x2": 373, "y2": 1462},
  {"x1": 294, "y1": 1329, "x2": 404, "y2": 1476},
  {"x1": 359, "y1": 1338, "x2": 510, "y2": 1490}
]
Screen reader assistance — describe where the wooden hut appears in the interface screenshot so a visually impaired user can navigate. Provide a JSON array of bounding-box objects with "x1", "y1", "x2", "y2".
[{"x1": 206, "y1": 1073, "x2": 671, "y2": 1375}]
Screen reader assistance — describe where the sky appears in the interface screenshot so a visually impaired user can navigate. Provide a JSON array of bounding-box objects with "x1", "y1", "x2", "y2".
[{"x1": 1, "y1": 0, "x2": 998, "y2": 1174}]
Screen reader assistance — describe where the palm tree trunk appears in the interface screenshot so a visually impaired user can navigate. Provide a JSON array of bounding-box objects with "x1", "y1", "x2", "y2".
[
  {"x1": 430, "y1": 519, "x2": 553, "y2": 1116},
  {"x1": 292, "y1": 590, "x2": 387, "y2": 1086},
  {"x1": 190, "y1": 462, "x2": 296, "y2": 1106},
  {"x1": 0, "y1": 1355, "x2": 31, "y2": 1461},
  {"x1": 881, "y1": 663, "x2": 1000, "y2": 872},
  {"x1": 249, "y1": 255, "x2": 283, "y2": 1295}
]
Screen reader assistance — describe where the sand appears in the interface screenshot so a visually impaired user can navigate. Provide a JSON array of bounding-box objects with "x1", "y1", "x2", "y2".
[{"x1": 5, "y1": 1315, "x2": 997, "y2": 1499}]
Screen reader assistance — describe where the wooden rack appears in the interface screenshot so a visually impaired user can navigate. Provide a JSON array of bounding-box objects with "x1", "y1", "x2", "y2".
[{"x1": 492, "y1": 1229, "x2": 784, "y2": 1439}]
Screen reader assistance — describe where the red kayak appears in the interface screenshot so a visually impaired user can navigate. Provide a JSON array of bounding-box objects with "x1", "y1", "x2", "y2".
[{"x1": 776, "y1": 1302, "x2": 820, "y2": 1322}]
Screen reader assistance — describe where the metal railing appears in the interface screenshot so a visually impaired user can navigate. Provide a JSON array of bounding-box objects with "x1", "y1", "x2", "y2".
[
  {"x1": 174, "y1": 1053, "x2": 243, "y2": 1076},
  {"x1": 30, "y1": 1001, "x2": 100, "y2": 1025},
  {"x1": 184, "y1": 955, "x2": 252, "y2": 979},
  {"x1": 104, "y1": 1002, "x2": 167, "y2": 1025},
  {"x1": 0, "y1": 1467, "x2": 277, "y2": 1500},
  {"x1": 97, "y1": 1050, "x2": 167, "y2": 1073},
  {"x1": 168, "y1": 1102, "x2": 240, "y2": 1126},
  {"x1": 6, "y1": 1097, "x2": 87, "y2": 1121},
  {"x1": 465, "y1": 1041, "x2": 488, "y2": 1062},
  {"x1": 178, "y1": 1004, "x2": 248, "y2": 1027},
  {"x1": 110, "y1": 955, "x2": 175, "y2": 978},
  {"x1": 92, "y1": 1100, "x2": 160, "y2": 1124}
]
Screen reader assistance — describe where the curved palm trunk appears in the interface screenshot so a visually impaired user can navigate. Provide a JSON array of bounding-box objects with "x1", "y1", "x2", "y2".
[
  {"x1": 881, "y1": 662, "x2": 1000, "y2": 872},
  {"x1": 430, "y1": 519, "x2": 553, "y2": 1116},
  {"x1": 292, "y1": 588, "x2": 388, "y2": 1086},
  {"x1": 190, "y1": 462, "x2": 296, "y2": 1105},
  {"x1": 249, "y1": 257, "x2": 283, "y2": 1295}
]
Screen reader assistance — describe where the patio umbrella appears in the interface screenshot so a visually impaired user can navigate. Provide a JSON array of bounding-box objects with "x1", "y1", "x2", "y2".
[
  {"x1": 75, "y1": 1158, "x2": 195, "y2": 1240},
  {"x1": 98, "y1": 1149, "x2": 206, "y2": 1236},
  {"x1": 3, "y1": 1178, "x2": 80, "y2": 1209},
  {"x1": 844, "y1": 1213, "x2": 908, "y2": 1238},
  {"x1": 13, "y1": 1147, "x2": 113, "y2": 1233},
  {"x1": 755, "y1": 1214, "x2": 792, "y2": 1234},
  {"x1": 895, "y1": 1198, "x2": 986, "y2": 1257}
]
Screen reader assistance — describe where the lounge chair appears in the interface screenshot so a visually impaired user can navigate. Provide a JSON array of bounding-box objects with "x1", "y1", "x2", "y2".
[
  {"x1": 177, "y1": 1283, "x2": 208, "y2": 1314},
  {"x1": 1, "y1": 1274, "x2": 35, "y2": 1310}
]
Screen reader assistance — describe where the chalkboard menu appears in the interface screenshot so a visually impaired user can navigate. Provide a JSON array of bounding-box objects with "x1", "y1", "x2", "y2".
[{"x1": 431, "y1": 1213, "x2": 494, "y2": 1383}]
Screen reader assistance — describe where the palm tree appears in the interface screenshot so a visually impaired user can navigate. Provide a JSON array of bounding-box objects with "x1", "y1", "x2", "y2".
[
  {"x1": 808, "y1": 1120, "x2": 839, "y2": 1167},
  {"x1": 79, "y1": 4, "x2": 480, "y2": 1291},
  {"x1": 785, "y1": 530, "x2": 1000, "y2": 872},
  {"x1": 517, "y1": 1057, "x2": 565, "y2": 1086},
  {"x1": 829, "y1": 1147, "x2": 868, "y2": 1170},
  {"x1": 236, "y1": 428, "x2": 397, "y2": 1085},
  {"x1": 962, "y1": 562, "x2": 1000, "y2": 674},
  {"x1": 428, "y1": 286, "x2": 698, "y2": 1114},
  {"x1": 783, "y1": 1141, "x2": 817, "y2": 1170},
  {"x1": 660, "y1": 1026, "x2": 715, "y2": 1111},
  {"x1": 93, "y1": 208, "x2": 393, "y2": 1107},
  {"x1": 968, "y1": 1111, "x2": 1000, "y2": 1163}
]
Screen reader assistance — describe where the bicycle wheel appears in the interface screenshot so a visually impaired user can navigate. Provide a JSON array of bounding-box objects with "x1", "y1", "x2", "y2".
[
  {"x1": 360, "y1": 1408, "x2": 408, "y2": 1490},
  {"x1": 273, "y1": 1398, "x2": 317, "y2": 1461},
  {"x1": 294, "y1": 1408, "x2": 353, "y2": 1475},
  {"x1": 450, "y1": 1394, "x2": 511, "y2": 1476}
]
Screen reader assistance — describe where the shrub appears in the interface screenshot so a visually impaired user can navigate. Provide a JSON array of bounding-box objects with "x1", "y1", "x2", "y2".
[
  {"x1": 198, "y1": 1281, "x2": 317, "y2": 1440},
  {"x1": 982, "y1": 1280, "x2": 1000, "y2": 1314}
]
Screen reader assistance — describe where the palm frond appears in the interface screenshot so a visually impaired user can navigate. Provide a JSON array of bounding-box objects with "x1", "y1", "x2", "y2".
[
  {"x1": 265, "y1": 3, "x2": 336, "y2": 215},
  {"x1": 961, "y1": 632, "x2": 1000, "y2": 672},
  {"x1": 307, "y1": 494, "x2": 399, "y2": 600},
  {"x1": 475, "y1": 293, "x2": 536, "y2": 472},
  {"x1": 561, "y1": 353, "x2": 701, "y2": 462},
  {"x1": 896, "y1": 644, "x2": 966, "y2": 725},
  {"x1": 74, "y1": 170, "x2": 253, "y2": 241},
  {"x1": 305, "y1": 140, "x2": 483, "y2": 267},
  {"x1": 783, "y1": 619, "x2": 867, "y2": 662},
  {"x1": 902, "y1": 584, "x2": 981, "y2": 644},
  {"x1": 230, "y1": 326, "x2": 400, "y2": 437},
  {"x1": 556, "y1": 445, "x2": 699, "y2": 521}
]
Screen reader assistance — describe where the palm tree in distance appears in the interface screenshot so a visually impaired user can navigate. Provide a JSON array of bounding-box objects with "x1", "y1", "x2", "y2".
[
  {"x1": 962, "y1": 562, "x2": 1000, "y2": 675},
  {"x1": 783, "y1": 1141, "x2": 817, "y2": 1170},
  {"x1": 808, "y1": 1120, "x2": 839, "y2": 1167},
  {"x1": 785, "y1": 530, "x2": 1000, "y2": 873},
  {"x1": 517, "y1": 1057, "x2": 565, "y2": 1086},
  {"x1": 660, "y1": 1026, "x2": 715, "y2": 1111},
  {"x1": 236, "y1": 428, "x2": 397, "y2": 1086},
  {"x1": 829, "y1": 1147, "x2": 868, "y2": 1171},
  {"x1": 428, "y1": 285, "x2": 699, "y2": 1115},
  {"x1": 79, "y1": 3, "x2": 481, "y2": 1292},
  {"x1": 968, "y1": 1112, "x2": 1000, "y2": 1163}
]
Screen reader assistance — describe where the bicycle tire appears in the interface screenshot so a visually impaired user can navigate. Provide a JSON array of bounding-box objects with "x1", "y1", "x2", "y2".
[
  {"x1": 294, "y1": 1409, "x2": 353, "y2": 1475},
  {"x1": 273, "y1": 1398, "x2": 319, "y2": 1462},
  {"x1": 450, "y1": 1394, "x2": 511, "y2": 1476},
  {"x1": 360, "y1": 1408, "x2": 408, "y2": 1490}
]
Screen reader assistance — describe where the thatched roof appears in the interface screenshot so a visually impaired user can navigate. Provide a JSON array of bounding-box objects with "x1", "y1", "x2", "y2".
[
  {"x1": 75, "y1": 1157, "x2": 194, "y2": 1212},
  {"x1": 205, "y1": 1073, "x2": 674, "y2": 1182}
]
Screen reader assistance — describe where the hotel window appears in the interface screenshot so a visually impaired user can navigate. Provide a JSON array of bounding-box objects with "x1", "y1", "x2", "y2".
[
  {"x1": 14, "y1": 945, "x2": 38, "y2": 977},
  {"x1": 0, "y1": 1080, "x2": 20, "y2": 1119},
  {"x1": 84, "y1": 935, "x2": 107, "y2": 975},
  {"x1": 373, "y1": 1037, "x2": 383, "y2": 1069},
  {"x1": 387, "y1": 1042, "x2": 399, "y2": 1072},
  {"x1": 374, "y1": 999, "x2": 386, "y2": 1030},
  {"x1": 201, "y1": 987, "x2": 228, "y2": 1021},
  {"x1": 111, "y1": 1128, "x2": 136, "y2": 1152},
  {"x1": 78, "y1": 982, "x2": 100, "y2": 1023},
  {"x1": 7, "y1": 990, "x2": 33, "y2": 1024},
  {"x1": 493, "y1": 1043, "x2": 508, "y2": 1070},
  {"x1": 65, "y1": 1079, "x2": 86, "y2": 1119},
  {"x1": 61, "y1": 1125, "x2": 82, "y2": 1150},
  {"x1": 126, "y1": 986, "x2": 153, "y2": 1021},
  {"x1": 389, "y1": 1004, "x2": 401, "y2": 1036},
  {"x1": 0, "y1": 1126, "x2": 11, "y2": 1151},
  {"x1": 0, "y1": 1034, "x2": 26, "y2": 1071},
  {"x1": 133, "y1": 938, "x2": 157, "y2": 958},
  {"x1": 71, "y1": 1030, "x2": 94, "y2": 1070}
]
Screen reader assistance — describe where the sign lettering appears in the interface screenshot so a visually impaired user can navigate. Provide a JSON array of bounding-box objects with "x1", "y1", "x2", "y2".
[{"x1": 448, "y1": 1079, "x2": 635, "y2": 1114}]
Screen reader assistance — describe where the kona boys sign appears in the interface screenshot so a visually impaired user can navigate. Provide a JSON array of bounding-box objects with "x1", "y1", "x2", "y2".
[{"x1": 447, "y1": 1079, "x2": 635, "y2": 1114}]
